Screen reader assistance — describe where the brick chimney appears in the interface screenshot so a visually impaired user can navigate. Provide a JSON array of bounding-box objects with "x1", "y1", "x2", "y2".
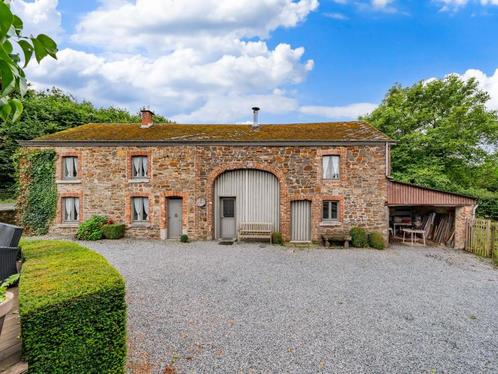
[{"x1": 140, "y1": 108, "x2": 154, "y2": 128}]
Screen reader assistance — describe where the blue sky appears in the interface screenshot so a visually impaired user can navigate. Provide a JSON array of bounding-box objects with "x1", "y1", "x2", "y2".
[{"x1": 13, "y1": 0, "x2": 498, "y2": 123}]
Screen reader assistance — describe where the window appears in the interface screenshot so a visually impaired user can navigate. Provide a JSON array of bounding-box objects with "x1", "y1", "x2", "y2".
[
  {"x1": 132, "y1": 197, "x2": 149, "y2": 222},
  {"x1": 322, "y1": 201, "x2": 338, "y2": 221},
  {"x1": 63, "y1": 156, "x2": 78, "y2": 179},
  {"x1": 63, "y1": 197, "x2": 80, "y2": 222},
  {"x1": 322, "y1": 155, "x2": 340, "y2": 180},
  {"x1": 132, "y1": 156, "x2": 148, "y2": 178}
]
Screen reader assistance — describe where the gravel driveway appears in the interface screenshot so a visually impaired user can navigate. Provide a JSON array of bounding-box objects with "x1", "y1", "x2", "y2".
[{"x1": 83, "y1": 240, "x2": 498, "y2": 373}]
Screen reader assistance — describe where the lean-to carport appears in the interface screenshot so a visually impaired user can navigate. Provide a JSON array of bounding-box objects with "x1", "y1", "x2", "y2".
[{"x1": 387, "y1": 180, "x2": 477, "y2": 249}]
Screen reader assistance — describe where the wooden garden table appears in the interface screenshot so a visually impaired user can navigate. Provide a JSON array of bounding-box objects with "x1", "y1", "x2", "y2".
[{"x1": 402, "y1": 228, "x2": 426, "y2": 246}]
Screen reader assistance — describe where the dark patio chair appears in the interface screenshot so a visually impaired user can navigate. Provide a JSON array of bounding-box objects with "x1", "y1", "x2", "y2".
[{"x1": 0, "y1": 223, "x2": 23, "y2": 282}]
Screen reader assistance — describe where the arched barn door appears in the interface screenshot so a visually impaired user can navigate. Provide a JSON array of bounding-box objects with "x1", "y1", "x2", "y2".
[{"x1": 214, "y1": 169, "x2": 280, "y2": 240}]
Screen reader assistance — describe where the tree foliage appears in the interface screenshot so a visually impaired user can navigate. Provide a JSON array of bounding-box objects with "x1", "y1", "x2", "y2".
[
  {"x1": 0, "y1": 0, "x2": 57, "y2": 122},
  {"x1": 0, "y1": 88, "x2": 169, "y2": 190},
  {"x1": 363, "y1": 75, "x2": 498, "y2": 219}
]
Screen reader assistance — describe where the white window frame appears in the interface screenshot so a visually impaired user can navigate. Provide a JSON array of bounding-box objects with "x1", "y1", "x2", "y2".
[
  {"x1": 132, "y1": 197, "x2": 149, "y2": 222},
  {"x1": 131, "y1": 156, "x2": 148, "y2": 179},
  {"x1": 63, "y1": 156, "x2": 78, "y2": 179},
  {"x1": 63, "y1": 197, "x2": 80, "y2": 222},
  {"x1": 322, "y1": 200, "x2": 339, "y2": 221},
  {"x1": 322, "y1": 155, "x2": 340, "y2": 180}
]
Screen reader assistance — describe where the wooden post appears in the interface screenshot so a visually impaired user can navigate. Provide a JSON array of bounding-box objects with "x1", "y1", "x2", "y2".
[{"x1": 486, "y1": 220, "x2": 492, "y2": 257}]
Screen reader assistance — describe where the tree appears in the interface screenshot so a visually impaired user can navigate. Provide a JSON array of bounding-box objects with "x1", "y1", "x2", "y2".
[
  {"x1": 0, "y1": 88, "x2": 170, "y2": 190},
  {"x1": 0, "y1": 0, "x2": 57, "y2": 122},
  {"x1": 362, "y1": 75, "x2": 498, "y2": 218}
]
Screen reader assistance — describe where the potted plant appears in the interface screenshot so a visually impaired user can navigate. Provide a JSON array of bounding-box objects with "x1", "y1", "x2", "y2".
[{"x1": 0, "y1": 274, "x2": 19, "y2": 336}]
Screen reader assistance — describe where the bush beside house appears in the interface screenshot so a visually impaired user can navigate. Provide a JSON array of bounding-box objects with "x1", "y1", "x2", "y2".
[
  {"x1": 368, "y1": 232, "x2": 385, "y2": 250},
  {"x1": 102, "y1": 223, "x2": 126, "y2": 239},
  {"x1": 350, "y1": 227, "x2": 369, "y2": 248},
  {"x1": 76, "y1": 215, "x2": 108, "y2": 240},
  {"x1": 19, "y1": 240, "x2": 126, "y2": 373}
]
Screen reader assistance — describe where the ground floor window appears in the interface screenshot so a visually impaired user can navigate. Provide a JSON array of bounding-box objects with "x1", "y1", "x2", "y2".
[
  {"x1": 132, "y1": 197, "x2": 149, "y2": 222},
  {"x1": 322, "y1": 200, "x2": 338, "y2": 221},
  {"x1": 63, "y1": 197, "x2": 80, "y2": 222}
]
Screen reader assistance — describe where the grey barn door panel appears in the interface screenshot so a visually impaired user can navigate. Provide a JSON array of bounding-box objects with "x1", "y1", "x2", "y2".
[
  {"x1": 167, "y1": 198, "x2": 183, "y2": 239},
  {"x1": 214, "y1": 169, "x2": 279, "y2": 240},
  {"x1": 291, "y1": 200, "x2": 311, "y2": 242}
]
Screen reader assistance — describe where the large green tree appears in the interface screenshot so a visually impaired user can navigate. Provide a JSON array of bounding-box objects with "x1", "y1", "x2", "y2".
[
  {"x1": 363, "y1": 75, "x2": 498, "y2": 218},
  {"x1": 0, "y1": 88, "x2": 169, "y2": 191}
]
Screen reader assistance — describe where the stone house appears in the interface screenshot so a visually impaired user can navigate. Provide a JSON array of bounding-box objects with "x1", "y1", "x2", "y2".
[{"x1": 20, "y1": 110, "x2": 476, "y2": 247}]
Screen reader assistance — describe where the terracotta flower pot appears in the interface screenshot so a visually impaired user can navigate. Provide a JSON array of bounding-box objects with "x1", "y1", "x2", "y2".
[{"x1": 0, "y1": 291, "x2": 14, "y2": 336}]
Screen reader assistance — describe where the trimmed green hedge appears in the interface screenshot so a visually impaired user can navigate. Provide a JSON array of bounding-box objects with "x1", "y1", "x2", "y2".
[
  {"x1": 19, "y1": 240, "x2": 126, "y2": 373},
  {"x1": 102, "y1": 224, "x2": 125, "y2": 239}
]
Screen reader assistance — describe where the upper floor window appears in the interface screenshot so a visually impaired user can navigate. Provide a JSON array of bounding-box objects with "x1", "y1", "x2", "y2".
[
  {"x1": 132, "y1": 156, "x2": 148, "y2": 179},
  {"x1": 63, "y1": 197, "x2": 80, "y2": 222},
  {"x1": 322, "y1": 201, "x2": 338, "y2": 221},
  {"x1": 63, "y1": 156, "x2": 78, "y2": 179},
  {"x1": 132, "y1": 197, "x2": 149, "y2": 222},
  {"x1": 322, "y1": 155, "x2": 340, "y2": 180}
]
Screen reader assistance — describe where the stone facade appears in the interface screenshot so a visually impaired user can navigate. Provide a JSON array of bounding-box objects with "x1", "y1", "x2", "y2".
[
  {"x1": 43, "y1": 144, "x2": 389, "y2": 242},
  {"x1": 454, "y1": 205, "x2": 474, "y2": 250},
  {"x1": 0, "y1": 207, "x2": 16, "y2": 225}
]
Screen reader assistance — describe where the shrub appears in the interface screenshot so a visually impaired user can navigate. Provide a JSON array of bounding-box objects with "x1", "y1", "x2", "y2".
[
  {"x1": 493, "y1": 250, "x2": 498, "y2": 267},
  {"x1": 102, "y1": 224, "x2": 125, "y2": 239},
  {"x1": 180, "y1": 234, "x2": 189, "y2": 243},
  {"x1": 272, "y1": 232, "x2": 283, "y2": 245},
  {"x1": 368, "y1": 232, "x2": 385, "y2": 250},
  {"x1": 19, "y1": 240, "x2": 126, "y2": 373},
  {"x1": 76, "y1": 215, "x2": 108, "y2": 240},
  {"x1": 350, "y1": 227, "x2": 368, "y2": 248}
]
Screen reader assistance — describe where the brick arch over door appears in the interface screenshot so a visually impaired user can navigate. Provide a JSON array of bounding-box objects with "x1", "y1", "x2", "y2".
[{"x1": 206, "y1": 162, "x2": 290, "y2": 240}]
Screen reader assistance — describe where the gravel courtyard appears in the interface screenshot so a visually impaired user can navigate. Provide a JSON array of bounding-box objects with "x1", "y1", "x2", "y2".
[{"x1": 84, "y1": 240, "x2": 498, "y2": 373}]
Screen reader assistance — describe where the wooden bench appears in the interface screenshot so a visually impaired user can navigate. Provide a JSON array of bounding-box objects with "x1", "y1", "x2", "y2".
[
  {"x1": 321, "y1": 234, "x2": 352, "y2": 248},
  {"x1": 238, "y1": 223, "x2": 273, "y2": 243}
]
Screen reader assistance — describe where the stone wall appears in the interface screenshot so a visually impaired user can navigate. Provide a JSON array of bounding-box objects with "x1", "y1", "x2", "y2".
[
  {"x1": 454, "y1": 205, "x2": 474, "y2": 249},
  {"x1": 33, "y1": 143, "x2": 389, "y2": 242},
  {"x1": 0, "y1": 207, "x2": 17, "y2": 225}
]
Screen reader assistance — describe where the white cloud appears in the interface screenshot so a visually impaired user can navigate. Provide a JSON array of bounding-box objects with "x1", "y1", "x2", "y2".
[
  {"x1": 435, "y1": 0, "x2": 498, "y2": 10},
  {"x1": 21, "y1": 0, "x2": 383, "y2": 123},
  {"x1": 323, "y1": 12, "x2": 349, "y2": 20},
  {"x1": 11, "y1": 0, "x2": 63, "y2": 39},
  {"x1": 72, "y1": 0, "x2": 319, "y2": 54},
  {"x1": 371, "y1": 0, "x2": 393, "y2": 8},
  {"x1": 23, "y1": 0, "x2": 324, "y2": 122},
  {"x1": 457, "y1": 68, "x2": 498, "y2": 110},
  {"x1": 27, "y1": 43, "x2": 314, "y2": 121},
  {"x1": 299, "y1": 103, "x2": 378, "y2": 119}
]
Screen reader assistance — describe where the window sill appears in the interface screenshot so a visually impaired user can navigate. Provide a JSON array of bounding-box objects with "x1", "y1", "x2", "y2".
[
  {"x1": 56, "y1": 179, "x2": 81, "y2": 184},
  {"x1": 57, "y1": 223, "x2": 80, "y2": 228},
  {"x1": 128, "y1": 222, "x2": 152, "y2": 228},
  {"x1": 319, "y1": 221, "x2": 341, "y2": 227},
  {"x1": 128, "y1": 178, "x2": 150, "y2": 184}
]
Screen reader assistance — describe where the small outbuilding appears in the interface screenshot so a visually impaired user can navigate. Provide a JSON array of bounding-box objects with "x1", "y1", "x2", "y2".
[{"x1": 387, "y1": 180, "x2": 477, "y2": 249}]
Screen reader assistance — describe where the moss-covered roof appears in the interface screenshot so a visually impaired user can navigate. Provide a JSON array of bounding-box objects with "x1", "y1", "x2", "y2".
[{"x1": 32, "y1": 121, "x2": 392, "y2": 143}]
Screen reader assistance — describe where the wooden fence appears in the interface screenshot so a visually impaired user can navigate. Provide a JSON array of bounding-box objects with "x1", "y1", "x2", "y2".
[{"x1": 465, "y1": 219, "x2": 497, "y2": 257}]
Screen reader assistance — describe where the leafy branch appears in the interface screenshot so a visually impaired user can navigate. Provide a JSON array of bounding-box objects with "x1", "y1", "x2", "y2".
[{"x1": 0, "y1": 0, "x2": 57, "y2": 122}]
